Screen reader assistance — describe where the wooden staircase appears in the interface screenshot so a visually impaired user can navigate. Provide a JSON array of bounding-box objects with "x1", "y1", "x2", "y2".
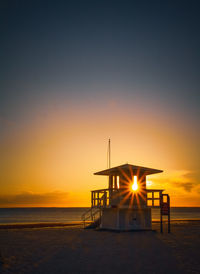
[{"x1": 82, "y1": 207, "x2": 102, "y2": 229}]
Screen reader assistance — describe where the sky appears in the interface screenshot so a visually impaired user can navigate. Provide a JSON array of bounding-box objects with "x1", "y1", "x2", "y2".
[{"x1": 0, "y1": 0, "x2": 200, "y2": 207}]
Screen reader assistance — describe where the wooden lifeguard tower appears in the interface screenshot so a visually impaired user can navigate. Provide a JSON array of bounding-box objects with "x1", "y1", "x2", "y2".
[{"x1": 83, "y1": 163, "x2": 170, "y2": 231}]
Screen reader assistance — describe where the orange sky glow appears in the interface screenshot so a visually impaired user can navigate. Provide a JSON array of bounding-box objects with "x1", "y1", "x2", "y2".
[{"x1": 1, "y1": 96, "x2": 199, "y2": 207}]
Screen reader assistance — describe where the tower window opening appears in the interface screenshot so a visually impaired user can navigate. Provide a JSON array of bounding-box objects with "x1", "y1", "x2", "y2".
[{"x1": 117, "y1": 176, "x2": 120, "y2": 189}]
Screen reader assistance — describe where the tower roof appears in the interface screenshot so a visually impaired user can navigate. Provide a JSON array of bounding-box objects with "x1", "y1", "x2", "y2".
[{"x1": 94, "y1": 164, "x2": 163, "y2": 176}]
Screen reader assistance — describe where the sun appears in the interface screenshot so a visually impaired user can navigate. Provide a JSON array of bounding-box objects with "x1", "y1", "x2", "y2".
[
  {"x1": 132, "y1": 182, "x2": 138, "y2": 191},
  {"x1": 131, "y1": 176, "x2": 138, "y2": 191}
]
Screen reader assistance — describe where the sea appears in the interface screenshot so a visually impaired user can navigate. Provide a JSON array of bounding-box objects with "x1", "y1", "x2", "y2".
[{"x1": 0, "y1": 207, "x2": 200, "y2": 225}]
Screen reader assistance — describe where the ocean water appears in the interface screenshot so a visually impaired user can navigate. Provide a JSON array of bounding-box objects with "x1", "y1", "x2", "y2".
[{"x1": 0, "y1": 207, "x2": 199, "y2": 225}]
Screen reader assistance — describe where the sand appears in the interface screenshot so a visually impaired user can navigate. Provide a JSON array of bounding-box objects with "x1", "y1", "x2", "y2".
[{"x1": 0, "y1": 221, "x2": 199, "y2": 274}]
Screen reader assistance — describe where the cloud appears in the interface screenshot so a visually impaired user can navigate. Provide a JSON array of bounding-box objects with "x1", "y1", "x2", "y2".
[
  {"x1": 0, "y1": 191, "x2": 69, "y2": 206},
  {"x1": 150, "y1": 169, "x2": 200, "y2": 193},
  {"x1": 173, "y1": 182, "x2": 196, "y2": 192}
]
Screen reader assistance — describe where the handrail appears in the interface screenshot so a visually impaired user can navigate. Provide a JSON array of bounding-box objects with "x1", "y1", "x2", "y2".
[
  {"x1": 91, "y1": 188, "x2": 110, "y2": 193},
  {"x1": 81, "y1": 208, "x2": 91, "y2": 220},
  {"x1": 91, "y1": 188, "x2": 112, "y2": 208},
  {"x1": 82, "y1": 207, "x2": 101, "y2": 228}
]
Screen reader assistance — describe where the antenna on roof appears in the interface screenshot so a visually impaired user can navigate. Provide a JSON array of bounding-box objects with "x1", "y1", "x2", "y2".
[{"x1": 107, "y1": 138, "x2": 111, "y2": 168}]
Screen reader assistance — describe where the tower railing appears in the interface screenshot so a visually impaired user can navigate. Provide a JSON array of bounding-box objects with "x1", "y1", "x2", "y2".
[
  {"x1": 91, "y1": 188, "x2": 110, "y2": 208},
  {"x1": 91, "y1": 188, "x2": 164, "y2": 209}
]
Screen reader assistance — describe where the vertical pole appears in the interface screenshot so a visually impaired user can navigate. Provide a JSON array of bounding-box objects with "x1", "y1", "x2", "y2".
[
  {"x1": 114, "y1": 175, "x2": 117, "y2": 189},
  {"x1": 109, "y1": 175, "x2": 113, "y2": 204},
  {"x1": 168, "y1": 195, "x2": 170, "y2": 233},
  {"x1": 160, "y1": 194, "x2": 163, "y2": 233},
  {"x1": 104, "y1": 191, "x2": 107, "y2": 207},
  {"x1": 108, "y1": 138, "x2": 111, "y2": 169},
  {"x1": 91, "y1": 207, "x2": 93, "y2": 221},
  {"x1": 107, "y1": 139, "x2": 111, "y2": 204},
  {"x1": 152, "y1": 191, "x2": 154, "y2": 207}
]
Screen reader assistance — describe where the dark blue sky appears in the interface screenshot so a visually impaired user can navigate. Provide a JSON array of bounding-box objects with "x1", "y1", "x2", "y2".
[{"x1": 1, "y1": 0, "x2": 200, "y2": 120}]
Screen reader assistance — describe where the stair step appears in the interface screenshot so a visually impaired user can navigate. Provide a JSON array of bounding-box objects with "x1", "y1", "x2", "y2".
[{"x1": 84, "y1": 218, "x2": 100, "y2": 229}]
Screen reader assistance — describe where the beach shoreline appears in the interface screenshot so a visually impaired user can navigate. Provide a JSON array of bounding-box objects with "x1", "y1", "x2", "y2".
[
  {"x1": 0, "y1": 222, "x2": 82, "y2": 230},
  {"x1": 0, "y1": 219, "x2": 200, "y2": 230}
]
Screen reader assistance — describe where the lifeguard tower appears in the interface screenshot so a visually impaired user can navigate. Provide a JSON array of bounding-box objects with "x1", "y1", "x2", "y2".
[{"x1": 82, "y1": 163, "x2": 170, "y2": 231}]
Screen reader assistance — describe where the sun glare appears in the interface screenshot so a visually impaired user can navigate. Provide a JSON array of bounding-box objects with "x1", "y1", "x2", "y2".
[{"x1": 131, "y1": 176, "x2": 138, "y2": 191}]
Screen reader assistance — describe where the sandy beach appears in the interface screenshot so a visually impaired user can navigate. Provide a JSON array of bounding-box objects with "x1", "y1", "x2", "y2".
[{"x1": 0, "y1": 221, "x2": 199, "y2": 274}]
